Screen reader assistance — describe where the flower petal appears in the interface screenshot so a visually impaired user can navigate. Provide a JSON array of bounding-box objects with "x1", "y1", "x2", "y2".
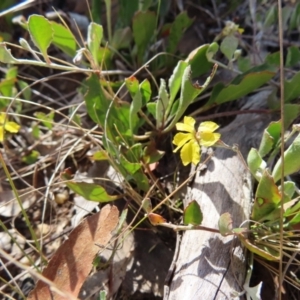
[
  {"x1": 198, "y1": 121, "x2": 219, "y2": 133},
  {"x1": 0, "y1": 113, "x2": 6, "y2": 124},
  {"x1": 176, "y1": 116, "x2": 196, "y2": 133},
  {"x1": 173, "y1": 132, "x2": 193, "y2": 152},
  {"x1": 0, "y1": 127, "x2": 4, "y2": 142},
  {"x1": 180, "y1": 140, "x2": 200, "y2": 166},
  {"x1": 199, "y1": 132, "x2": 221, "y2": 147},
  {"x1": 4, "y1": 121, "x2": 20, "y2": 133}
]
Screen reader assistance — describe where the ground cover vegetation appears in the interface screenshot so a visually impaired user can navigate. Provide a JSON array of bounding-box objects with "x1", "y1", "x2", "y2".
[{"x1": 1, "y1": 0, "x2": 300, "y2": 299}]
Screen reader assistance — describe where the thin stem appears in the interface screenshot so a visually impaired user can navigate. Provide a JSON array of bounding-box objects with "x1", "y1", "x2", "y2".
[
  {"x1": 138, "y1": 109, "x2": 156, "y2": 130},
  {"x1": 157, "y1": 222, "x2": 221, "y2": 233},
  {"x1": 277, "y1": 0, "x2": 285, "y2": 298}
]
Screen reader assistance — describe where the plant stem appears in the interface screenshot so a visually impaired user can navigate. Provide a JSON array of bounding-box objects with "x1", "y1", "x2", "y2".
[{"x1": 157, "y1": 222, "x2": 221, "y2": 233}]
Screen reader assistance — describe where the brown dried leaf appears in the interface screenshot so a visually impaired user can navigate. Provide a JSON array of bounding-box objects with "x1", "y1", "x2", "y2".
[
  {"x1": 148, "y1": 213, "x2": 166, "y2": 225},
  {"x1": 28, "y1": 204, "x2": 119, "y2": 300}
]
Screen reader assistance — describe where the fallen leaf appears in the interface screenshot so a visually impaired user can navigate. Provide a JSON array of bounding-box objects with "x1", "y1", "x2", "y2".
[
  {"x1": 28, "y1": 204, "x2": 119, "y2": 300},
  {"x1": 148, "y1": 213, "x2": 166, "y2": 225}
]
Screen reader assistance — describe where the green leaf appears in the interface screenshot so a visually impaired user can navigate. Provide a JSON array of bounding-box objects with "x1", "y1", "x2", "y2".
[
  {"x1": 183, "y1": 200, "x2": 203, "y2": 225},
  {"x1": 147, "y1": 102, "x2": 156, "y2": 118},
  {"x1": 32, "y1": 123, "x2": 40, "y2": 139},
  {"x1": 65, "y1": 181, "x2": 119, "y2": 202},
  {"x1": 131, "y1": 170, "x2": 149, "y2": 192},
  {"x1": 128, "y1": 79, "x2": 151, "y2": 132},
  {"x1": 220, "y1": 35, "x2": 238, "y2": 61},
  {"x1": 288, "y1": 213, "x2": 300, "y2": 226},
  {"x1": 87, "y1": 22, "x2": 103, "y2": 67},
  {"x1": 286, "y1": 46, "x2": 300, "y2": 67},
  {"x1": 18, "y1": 80, "x2": 31, "y2": 100},
  {"x1": 91, "y1": 0, "x2": 102, "y2": 24},
  {"x1": 206, "y1": 70, "x2": 275, "y2": 106},
  {"x1": 284, "y1": 104, "x2": 300, "y2": 129},
  {"x1": 98, "y1": 47, "x2": 113, "y2": 69},
  {"x1": 51, "y1": 21, "x2": 77, "y2": 57},
  {"x1": 84, "y1": 76, "x2": 133, "y2": 141},
  {"x1": 266, "y1": 51, "x2": 280, "y2": 67},
  {"x1": 218, "y1": 213, "x2": 233, "y2": 236},
  {"x1": 166, "y1": 99, "x2": 179, "y2": 122},
  {"x1": 167, "y1": 60, "x2": 188, "y2": 106},
  {"x1": 112, "y1": 104, "x2": 133, "y2": 140},
  {"x1": 99, "y1": 291, "x2": 107, "y2": 300},
  {"x1": 139, "y1": 79, "x2": 151, "y2": 105},
  {"x1": 0, "y1": 43, "x2": 19, "y2": 64},
  {"x1": 28, "y1": 15, "x2": 53, "y2": 64},
  {"x1": 139, "y1": 0, "x2": 152, "y2": 11},
  {"x1": 127, "y1": 143, "x2": 143, "y2": 160},
  {"x1": 125, "y1": 76, "x2": 139, "y2": 98},
  {"x1": 119, "y1": 0, "x2": 139, "y2": 27},
  {"x1": 284, "y1": 71, "x2": 300, "y2": 103},
  {"x1": 6, "y1": 66, "x2": 17, "y2": 79},
  {"x1": 247, "y1": 148, "x2": 267, "y2": 181},
  {"x1": 281, "y1": 181, "x2": 296, "y2": 200},
  {"x1": 0, "y1": 78, "x2": 15, "y2": 97},
  {"x1": 34, "y1": 111, "x2": 54, "y2": 130},
  {"x1": 264, "y1": 5, "x2": 277, "y2": 28},
  {"x1": 187, "y1": 44, "x2": 214, "y2": 77},
  {"x1": 166, "y1": 11, "x2": 193, "y2": 54},
  {"x1": 142, "y1": 198, "x2": 152, "y2": 213},
  {"x1": 252, "y1": 170, "x2": 281, "y2": 221},
  {"x1": 289, "y1": 3, "x2": 300, "y2": 31},
  {"x1": 111, "y1": 27, "x2": 132, "y2": 50},
  {"x1": 119, "y1": 154, "x2": 141, "y2": 175},
  {"x1": 21, "y1": 150, "x2": 40, "y2": 164},
  {"x1": 272, "y1": 133, "x2": 300, "y2": 182},
  {"x1": 282, "y1": 6, "x2": 293, "y2": 31},
  {"x1": 129, "y1": 77, "x2": 151, "y2": 133},
  {"x1": 164, "y1": 64, "x2": 217, "y2": 132},
  {"x1": 206, "y1": 42, "x2": 219, "y2": 61},
  {"x1": 258, "y1": 121, "x2": 281, "y2": 157},
  {"x1": 238, "y1": 56, "x2": 252, "y2": 72},
  {"x1": 132, "y1": 10, "x2": 156, "y2": 65},
  {"x1": 83, "y1": 73, "x2": 110, "y2": 126},
  {"x1": 91, "y1": 150, "x2": 109, "y2": 161},
  {"x1": 129, "y1": 90, "x2": 142, "y2": 133},
  {"x1": 156, "y1": 78, "x2": 169, "y2": 128}
]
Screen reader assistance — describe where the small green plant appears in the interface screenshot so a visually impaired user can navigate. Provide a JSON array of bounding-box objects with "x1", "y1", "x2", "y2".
[
  {"x1": 0, "y1": 14, "x2": 292, "y2": 205},
  {"x1": 2, "y1": 8, "x2": 300, "y2": 298}
]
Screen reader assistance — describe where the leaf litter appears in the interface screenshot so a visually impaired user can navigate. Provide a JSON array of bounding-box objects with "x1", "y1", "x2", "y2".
[{"x1": 27, "y1": 205, "x2": 119, "y2": 300}]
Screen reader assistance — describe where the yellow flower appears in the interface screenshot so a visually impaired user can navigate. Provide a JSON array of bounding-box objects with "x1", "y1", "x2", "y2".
[
  {"x1": 0, "y1": 112, "x2": 20, "y2": 142},
  {"x1": 172, "y1": 116, "x2": 221, "y2": 166},
  {"x1": 222, "y1": 21, "x2": 244, "y2": 36}
]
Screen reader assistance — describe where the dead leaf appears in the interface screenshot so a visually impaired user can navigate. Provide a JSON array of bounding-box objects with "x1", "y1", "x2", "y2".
[
  {"x1": 148, "y1": 213, "x2": 166, "y2": 225},
  {"x1": 28, "y1": 204, "x2": 119, "y2": 300},
  {"x1": 79, "y1": 223, "x2": 135, "y2": 298}
]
